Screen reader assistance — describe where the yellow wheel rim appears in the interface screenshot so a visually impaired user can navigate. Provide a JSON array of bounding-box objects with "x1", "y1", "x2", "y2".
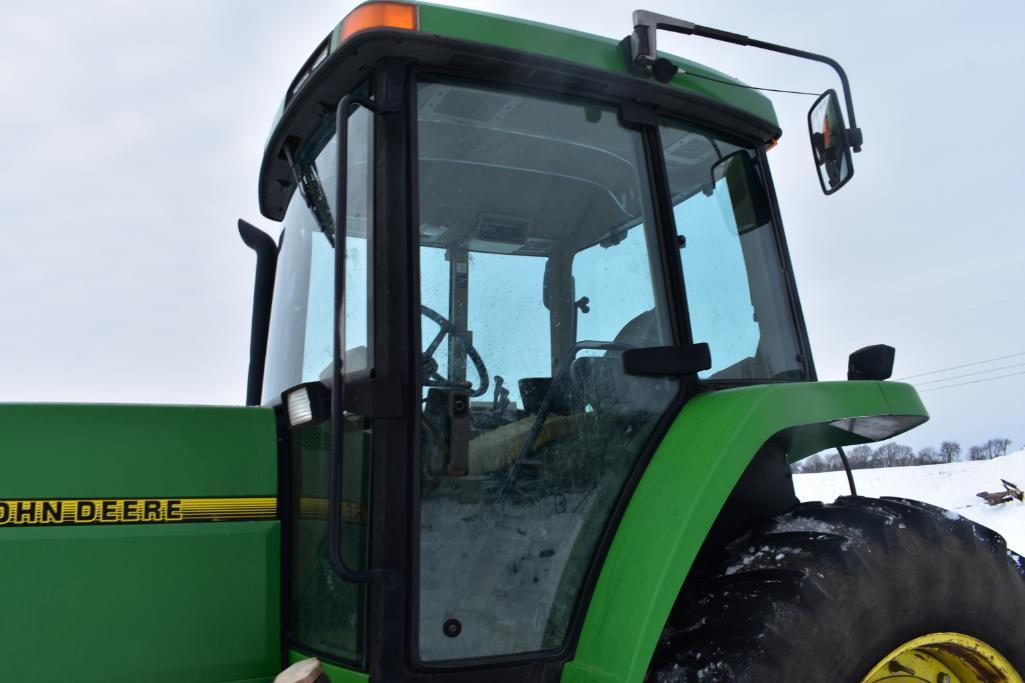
[{"x1": 861, "y1": 632, "x2": 1022, "y2": 682}]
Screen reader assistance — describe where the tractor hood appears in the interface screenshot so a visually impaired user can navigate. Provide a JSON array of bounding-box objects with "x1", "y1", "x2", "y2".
[{"x1": 0, "y1": 403, "x2": 281, "y2": 683}]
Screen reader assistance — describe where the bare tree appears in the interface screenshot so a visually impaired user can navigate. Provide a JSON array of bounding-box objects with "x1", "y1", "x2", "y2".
[
  {"x1": 794, "y1": 452, "x2": 820, "y2": 473},
  {"x1": 846, "y1": 445, "x2": 875, "y2": 470},
  {"x1": 917, "y1": 447, "x2": 941, "y2": 465},
  {"x1": 989, "y1": 438, "x2": 1012, "y2": 457},
  {"x1": 876, "y1": 443, "x2": 915, "y2": 467},
  {"x1": 939, "y1": 441, "x2": 961, "y2": 463},
  {"x1": 896, "y1": 444, "x2": 915, "y2": 466},
  {"x1": 793, "y1": 451, "x2": 844, "y2": 474},
  {"x1": 793, "y1": 438, "x2": 1011, "y2": 475}
]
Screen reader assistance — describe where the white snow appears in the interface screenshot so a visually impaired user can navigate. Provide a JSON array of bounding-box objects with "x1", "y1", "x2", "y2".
[
  {"x1": 794, "y1": 448, "x2": 1025, "y2": 554},
  {"x1": 770, "y1": 515, "x2": 860, "y2": 542}
]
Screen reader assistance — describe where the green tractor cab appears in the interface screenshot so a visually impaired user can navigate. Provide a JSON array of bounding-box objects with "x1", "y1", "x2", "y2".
[{"x1": 2, "y1": 3, "x2": 1022, "y2": 682}]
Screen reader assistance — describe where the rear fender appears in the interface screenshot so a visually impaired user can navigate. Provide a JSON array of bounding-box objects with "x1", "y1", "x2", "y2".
[{"x1": 562, "y1": 380, "x2": 927, "y2": 683}]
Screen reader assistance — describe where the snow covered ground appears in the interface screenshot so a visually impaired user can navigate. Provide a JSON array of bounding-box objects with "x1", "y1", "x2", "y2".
[{"x1": 794, "y1": 447, "x2": 1025, "y2": 554}]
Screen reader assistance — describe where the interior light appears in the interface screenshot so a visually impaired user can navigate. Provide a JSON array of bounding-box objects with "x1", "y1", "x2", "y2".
[
  {"x1": 339, "y1": 2, "x2": 418, "y2": 44},
  {"x1": 283, "y1": 382, "x2": 330, "y2": 427}
]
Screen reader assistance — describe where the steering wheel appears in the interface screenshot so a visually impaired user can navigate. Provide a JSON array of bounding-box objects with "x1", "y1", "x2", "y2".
[{"x1": 421, "y1": 305, "x2": 489, "y2": 398}]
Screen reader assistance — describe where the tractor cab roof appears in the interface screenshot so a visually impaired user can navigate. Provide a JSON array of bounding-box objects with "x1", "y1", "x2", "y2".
[{"x1": 259, "y1": 1, "x2": 780, "y2": 221}]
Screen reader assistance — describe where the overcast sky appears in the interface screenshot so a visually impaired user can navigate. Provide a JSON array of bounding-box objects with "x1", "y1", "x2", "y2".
[{"x1": 1, "y1": 1, "x2": 1022, "y2": 452}]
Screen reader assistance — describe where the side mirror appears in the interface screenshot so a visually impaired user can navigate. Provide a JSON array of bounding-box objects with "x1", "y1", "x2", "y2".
[
  {"x1": 808, "y1": 89, "x2": 854, "y2": 194},
  {"x1": 622, "y1": 343, "x2": 712, "y2": 377},
  {"x1": 847, "y1": 344, "x2": 895, "y2": 381},
  {"x1": 710, "y1": 151, "x2": 772, "y2": 234}
]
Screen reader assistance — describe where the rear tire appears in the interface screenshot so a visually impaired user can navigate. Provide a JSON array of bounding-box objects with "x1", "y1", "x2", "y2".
[{"x1": 648, "y1": 495, "x2": 1025, "y2": 681}]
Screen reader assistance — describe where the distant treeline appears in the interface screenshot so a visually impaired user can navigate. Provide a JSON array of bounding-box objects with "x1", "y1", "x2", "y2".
[{"x1": 794, "y1": 438, "x2": 1014, "y2": 473}]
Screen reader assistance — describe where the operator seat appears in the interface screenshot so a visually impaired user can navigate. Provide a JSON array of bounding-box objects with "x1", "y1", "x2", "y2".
[
  {"x1": 608, "y1": 308, "x2": 661, "y2": 349},
  {"x1": 570, "y1": 309, "x2": 673, "y2": 416}
]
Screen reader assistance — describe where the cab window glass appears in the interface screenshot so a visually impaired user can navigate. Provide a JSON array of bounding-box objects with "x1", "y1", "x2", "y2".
[
  {"x1": 273, "y1": 91, "x2": 374, "y2": 667},
  {"x1": 660, "y1": 120, "x2": 804, "y2": 381},
  {"x1": 573, "y1": 226, "x2": 658, "y2": 345},
  {"x1": 416, "y1": 79, "x2": 679, "y2": 662}
]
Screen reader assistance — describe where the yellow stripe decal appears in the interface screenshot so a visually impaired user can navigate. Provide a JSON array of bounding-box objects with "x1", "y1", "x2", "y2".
[{"x1": 0, "y1": 497, "x2": 277, "y2": 526}]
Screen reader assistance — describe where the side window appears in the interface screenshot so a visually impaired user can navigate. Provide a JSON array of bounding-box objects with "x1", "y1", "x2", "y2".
[
  {"x1": 340, "y1": 106, "x2": 372, "y2": 375},
  {"x1": 674, "y1": 183, "x2": 761, "y2": 375},
  {"x1": 661, "y1": 120, "x2": 804, "y2": 381}
]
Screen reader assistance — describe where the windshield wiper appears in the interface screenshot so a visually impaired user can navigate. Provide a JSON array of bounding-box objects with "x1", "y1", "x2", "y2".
[{"x1": 284, "y1": 146, "x2": 335, "y2": 247}]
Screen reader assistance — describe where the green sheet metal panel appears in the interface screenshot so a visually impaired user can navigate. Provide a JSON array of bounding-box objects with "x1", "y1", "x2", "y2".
[
  {"x1": 562, "y1": 381, "x2": 928, "y2": 682},
  {"x1": 0, "y1": 404, "x2": 281, "y2": 682},
  {"x1": 416, "y1": 3, "x2": 778, "y2": 126},
  {"x1": 266, "y1": 3, "x2": 779, "y2": 147},
  {"x1": 0, "y1": 404, "x2": 276, "y2": 497},
  {"x1": 0, "y1": 523, "x2": 279, "y2": 682}
]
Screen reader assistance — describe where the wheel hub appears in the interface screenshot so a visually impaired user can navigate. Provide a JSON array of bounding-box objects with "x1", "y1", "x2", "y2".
[{"x1": 861, "y1": 632, "x2": 1023, "y2": 683}]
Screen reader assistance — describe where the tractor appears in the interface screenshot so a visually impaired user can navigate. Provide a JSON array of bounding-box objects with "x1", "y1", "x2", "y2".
[{"x1": 2, "y1": 3, "x2": 1022, "y2": 682}]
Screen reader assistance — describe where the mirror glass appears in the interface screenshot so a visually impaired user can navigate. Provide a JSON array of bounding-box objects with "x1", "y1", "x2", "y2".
[{"x1": 808, "y1": 89, "x2": 853, "y2": 194}]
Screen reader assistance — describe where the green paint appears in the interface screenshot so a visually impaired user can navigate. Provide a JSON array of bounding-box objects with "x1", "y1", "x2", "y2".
[
  {"x1": 417, "y1": 3, "x2": 778, "y2": 126},
  {"x1": 0, "y1": 404, "x2": 277, "y2": 497},
  {"x1": 562, "y1": 380, "x2": 928, "y2": 682},
  {"x1": 287, "y1": 649, "x2": 368, "y2": 682},
  {"x1": 268, "y1": 3, "x2": 778, "y2": 146},
  {"x1": 0, "y1": 404, "x2": 281, "y2": 682},
  {"x1": 0, "y1": 522, "x2": 280, "y2": 682}
]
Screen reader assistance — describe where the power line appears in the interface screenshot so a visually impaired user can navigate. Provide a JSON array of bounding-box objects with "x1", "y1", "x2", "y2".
[
  {"x1": 917, "y1": 369, "x2": 1025, "y2": 393},
  {"x1": 912, "y1": 361, "x2": 1025, "y2": 387},
  {"x1": 896, "y1": 351, "x2": 1025, "y2": 381},
  {"x1": 680, "y1": 70, "x2": 822, "y2": 97}
]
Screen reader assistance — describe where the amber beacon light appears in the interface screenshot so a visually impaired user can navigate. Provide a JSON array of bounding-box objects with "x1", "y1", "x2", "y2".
[{"x1": 339, "y1": 2, "x2": 418, "y2": 42}]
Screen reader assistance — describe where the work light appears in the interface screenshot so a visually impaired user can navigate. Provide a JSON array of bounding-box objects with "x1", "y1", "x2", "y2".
[{"x1": 282, "y1": 381, "x2": 330, "y2": 427}]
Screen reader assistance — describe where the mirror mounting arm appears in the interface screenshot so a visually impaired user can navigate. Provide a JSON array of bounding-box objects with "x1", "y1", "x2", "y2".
[{"x1": 624, "y1": 9, "x2": 862, "y2": 152}]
